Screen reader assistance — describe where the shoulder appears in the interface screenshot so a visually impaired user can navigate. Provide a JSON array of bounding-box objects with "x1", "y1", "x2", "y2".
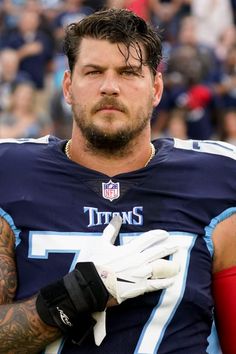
[
  {"x1": 0, "y1": 134, "x2": 49, "y2": 150},
  {"x1": 0, "y1": 135, "x2": 65, "y2": 192},
  {"x1": 0, "y1": 135, "x2": 61, "y2": 165},
  {"x1": 154, "y1": 137, "x2": 236, "y2": 164},
  {"x1": 153, "y1": 138, "x2": 236, "y2": 206},
  {"x1": 168, "y1": 138, "x2": 236, "y2": 172},
  {"x1": 173, "y1": 138, "x2": 236, "y2": 159}
]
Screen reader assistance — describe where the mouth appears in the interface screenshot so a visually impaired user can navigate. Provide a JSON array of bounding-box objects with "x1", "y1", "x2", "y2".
[{"x1": 97, "y1": 105, "x2": 123, "y2": 112}]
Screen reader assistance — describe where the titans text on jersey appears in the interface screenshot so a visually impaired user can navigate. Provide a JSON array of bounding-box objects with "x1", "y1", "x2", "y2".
[
  {"x1": 1, "y1": 135, "x2": 236, "y2": 354},
  {"x1": 84, "y1": 206, "x2": 144, "y2": 227}
]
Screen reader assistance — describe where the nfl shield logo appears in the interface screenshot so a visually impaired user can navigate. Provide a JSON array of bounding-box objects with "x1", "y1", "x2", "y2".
[{"x1": 102, "y1": 180, "x2": 120, "y2": 202}]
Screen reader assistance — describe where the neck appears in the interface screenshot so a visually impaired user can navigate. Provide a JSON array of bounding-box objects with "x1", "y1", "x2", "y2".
[{"x1": 66, "y1": 131, "x2": 154, "y2": 176}]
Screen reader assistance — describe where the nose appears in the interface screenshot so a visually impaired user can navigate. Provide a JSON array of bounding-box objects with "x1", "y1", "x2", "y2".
[{"x1": 99, "y1": 72, "x2": 120, "y2": 96}]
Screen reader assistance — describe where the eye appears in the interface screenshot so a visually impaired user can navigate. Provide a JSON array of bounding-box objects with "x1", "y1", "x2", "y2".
[
  {"x1": 120, "y1": 68, "x2": 144, "y2": 78},
  {"x1": 121, "y1": 69, "x2": 137, "y2": 76},
  {"x1": 85, "y1": 70, "x2": 102, "y2": 76}
]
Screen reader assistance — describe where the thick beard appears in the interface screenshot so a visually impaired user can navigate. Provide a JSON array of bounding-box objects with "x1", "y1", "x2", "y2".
[{"x1": 72, "y1": 105, "x2": 152, "y2": 157}]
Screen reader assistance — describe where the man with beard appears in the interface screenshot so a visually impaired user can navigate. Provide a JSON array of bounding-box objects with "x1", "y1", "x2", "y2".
[{"x1": 0, "y1": 8, "x2": 235, "y2": 354}]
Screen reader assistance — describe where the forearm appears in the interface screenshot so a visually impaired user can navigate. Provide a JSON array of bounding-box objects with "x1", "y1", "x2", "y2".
[
  {"x1": 0, "y1": 217, "x2": 60, "y2": 352},
  {"x1": 0, "y1": 296, "x2": 60, "y2": 354}
]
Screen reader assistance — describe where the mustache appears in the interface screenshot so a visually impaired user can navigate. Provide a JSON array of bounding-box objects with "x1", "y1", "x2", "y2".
[{"x1": 91, "y1": 97, "x2": 128, "y2": 114}]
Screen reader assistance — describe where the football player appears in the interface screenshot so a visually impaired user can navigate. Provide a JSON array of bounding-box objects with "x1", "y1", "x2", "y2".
[{"x1": 0, "y1": 8, "x2": 235, "y2": 354}]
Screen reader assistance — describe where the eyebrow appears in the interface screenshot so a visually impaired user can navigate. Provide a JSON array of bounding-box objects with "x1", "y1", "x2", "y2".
[
  {"x1": 82, "y1": 63, "x2": 143, "y2": 72},
  {"x1": 82, "y1": 64, "x2": 103, "y2": 70}
]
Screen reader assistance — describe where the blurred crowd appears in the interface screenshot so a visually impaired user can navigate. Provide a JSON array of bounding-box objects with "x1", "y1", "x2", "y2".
[{"x1": 0, "y1": 0, "x2": 236, "y2": 144}]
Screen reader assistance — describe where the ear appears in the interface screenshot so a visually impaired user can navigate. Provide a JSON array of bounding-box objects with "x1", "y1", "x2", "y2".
[
  {"x1": 62, "y1": 70, "x2": 72, "y2": 105},
  {"x1": 152, "y1": 72, "x2": 163, "y2": 108}
]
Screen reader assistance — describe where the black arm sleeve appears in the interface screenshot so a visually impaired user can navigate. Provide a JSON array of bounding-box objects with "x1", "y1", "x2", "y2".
[{"x1": 36, "y1": 262, "x2": 109, "y2": 344}]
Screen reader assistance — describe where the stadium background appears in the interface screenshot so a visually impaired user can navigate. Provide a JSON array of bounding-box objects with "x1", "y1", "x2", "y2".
[{"x1": 0, "y1": 0, "x2": 236, "y2": 143}]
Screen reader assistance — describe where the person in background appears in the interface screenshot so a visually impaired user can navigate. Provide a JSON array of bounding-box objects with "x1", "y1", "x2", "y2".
[
  {"x1": 190, "y1": 0, "x2": 234, "y2": 49},
  {"x1": 53, "y1": 0, "x2": 94, "y2": 52},
  {"x1": 49, "y1": 88, "x2": 73, "y2": 139},
  {"x1": 150, "y1": 0, "x2": 190, "y2": 43},
  {"x1": 106, "y1": 0, "x2": 153, "y2": 21},
  {"x1": 218, "y1": 108, "x2": 236, "y2": 145},
  {"x1": 0, "y1": 48, "x2": 31, "y2": 112},
  {"x1": 2, "y1": 7, "x2": 54, "y2": 113},
  {"x1": 215, "y1": 24, "x2": 236, "y2": 63},
  {"x1": 163, "y1": 108, "x2": 188, "y2": 139},
  {"x1": 0, "y1": 81, "x2": 52, "y2": 138},
  {"x1": 213, "y1": 44, "x2": 236, "y2": 110},
  {"x1": 83, "y1": 0, "x2": 106, "y2": 11},
  {"x1": 152, "y1": 15, "x2": 217, "y2": 140}
]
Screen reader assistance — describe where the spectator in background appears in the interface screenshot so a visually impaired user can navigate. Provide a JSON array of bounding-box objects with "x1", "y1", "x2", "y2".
[
  {"x1": 51, "y1": 0, "x2": 94, "y2": 92},
  {"x1": 152, "y1": 15, "x2": 217, "y2": 140},
  {"x1": 190, "y1": 0, "x2": 234, "y2": 49},
  {"x1": 50, "y1": 88, "x2": 72, "y2": 139},
  {"x1": 0, "y1": 0, "x2": 26, "y2": 36},
  {"x1": 0, "y1": 81, "x2": 52, "y2": 138},
  {"x1": 106, "y1": 0, "x2": 152, "y2": 21},
  {"x1": 0, "y1": 0, "x2": 235, "y2": 146},
  {"x1": 53, "y1": 0, "x2": 94, "y2": 52},
  {"x1": 2, "y1": 8, "x2": 54, "y2": 113},
  {"x1": 219, "y1": 108, "x2": 236, "y2": 145},
  {"x1": 50, "y1": 0, "x2": 94, "y2": 121},
  {"x1": 163, "y1": 108, "x2": 188, "y2": 139},
  {"x1": 213, "y1": 45, "x2": 236, "y2": 110},
  {"x1": 215, "y1": 24, "x2": 236, "y2": 63},
  {"x1": 168, "y1": 15, "x2": 218, "y2": 84},
  {"x1": 33, "y1": 0, "x2": 62, "y2": 56},
  {"x1": 150, "y1": 0, "x2": 190, "y2": 43},
  {"x1": 83, "y1": 0, "x2": 106, "y2": 11},
  {"x1": 0, "y1": 48, "x2": 31, "y2": 112},
  {"x1": 40, "y1": 0, "x2": 63, "y2": 10},
  {"x1": 106, "y1": 0, "x2": 190, "y2": 26}
]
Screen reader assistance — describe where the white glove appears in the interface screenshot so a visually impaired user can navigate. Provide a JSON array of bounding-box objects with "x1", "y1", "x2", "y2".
[
  {"x1": 94, "y1": 219, "x2": 179, "y2": 303},
  {"x1": 86, "y1": 215, "x2": 180, "y2": 345}
]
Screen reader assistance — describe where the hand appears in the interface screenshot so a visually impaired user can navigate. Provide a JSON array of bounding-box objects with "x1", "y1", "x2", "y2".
[
  {"x1": 90, "y1": 216, "x2": 180, "y2": 345},
  {"x1": 19, "y1": 42, "x2": 43, "y2": 58},
  {"x1": 92, "y1": 215, "x2": 179, "y2": 303}
]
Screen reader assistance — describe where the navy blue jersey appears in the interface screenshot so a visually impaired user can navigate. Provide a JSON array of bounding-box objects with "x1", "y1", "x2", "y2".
[{"x1": 1, "y1": 135, "x2": 236, "y2": 354}]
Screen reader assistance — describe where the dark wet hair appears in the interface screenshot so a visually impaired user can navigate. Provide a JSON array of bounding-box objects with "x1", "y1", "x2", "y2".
[{"x1": 63, "y1": 8, "x2": 162, "y2": 76}]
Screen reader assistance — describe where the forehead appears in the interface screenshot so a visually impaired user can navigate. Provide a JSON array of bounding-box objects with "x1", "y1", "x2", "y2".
[{"x1": 76, "y1": 37, "x2": 145, "y2": 67}]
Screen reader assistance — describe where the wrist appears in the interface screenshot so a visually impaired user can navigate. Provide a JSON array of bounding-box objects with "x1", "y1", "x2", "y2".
[
  {"x1": 36, "y1": 262, "x2": 109, "y2": 344},
  {"x1": 106, "y1": 295, "x2": 118, "y2": 307}
]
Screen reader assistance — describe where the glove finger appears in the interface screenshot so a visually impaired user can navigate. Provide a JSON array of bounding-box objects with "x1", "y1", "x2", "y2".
[
  {"x1": 92, "y1": 311, "x2": 107, "y2": 346},
  {"x1": 138, "y1": 243, "x2": 178, "y2": 263},
  {"x1": 119, "y1": 258, "x2": 180, "y2": 282},
  {"x1": 102, "y1": 215, "x2": 122, "y2": 244},
  {"x1": 120, "y1": 276, "x2": 174, "y2": 299},
  {"x1": 146, "y1": 277, "x2": 175, "y2": 291},
  {"x1": 117, "y1": 276, "x2": 176, "y2": 302},
  {"x1": 107, "y1": 241, "x2": 178, "y2": 272},
  {"x1": 124, "y1": 230, "x2": 169, "y2": 253},
  {"x1": 151, "y1": 259, "x2": 180, "y2": 278},
  {"x1": 105, "y1": 254, "x2": 144, "y2": 272},
  {"x1": 115, "y1": 264, "x2": 152, "y2": 279}
]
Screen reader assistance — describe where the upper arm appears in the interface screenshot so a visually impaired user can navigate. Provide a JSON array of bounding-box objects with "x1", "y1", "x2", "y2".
[
  {"x1": 212, "y1": 213, "x2": 236, "y2": 273},
  {"x1": 212, "y1": 213, "x2": 236, "y2": 354},
  {"x1": 0, "y1": 216, "x2": 17, "y2": 304}
]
